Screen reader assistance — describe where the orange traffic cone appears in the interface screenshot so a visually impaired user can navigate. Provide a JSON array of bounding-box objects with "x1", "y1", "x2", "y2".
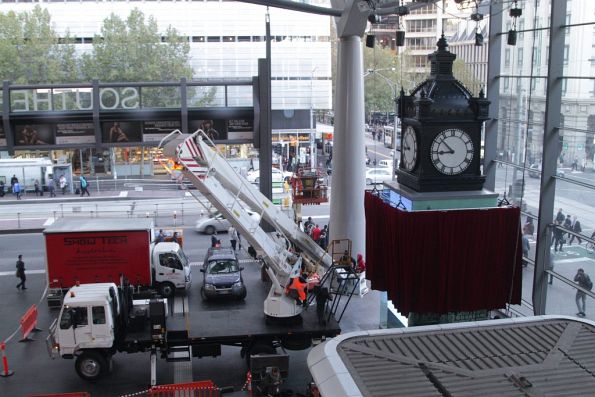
[{"x1": 245, "y1": 370, "x2": 252, "y2": 395}]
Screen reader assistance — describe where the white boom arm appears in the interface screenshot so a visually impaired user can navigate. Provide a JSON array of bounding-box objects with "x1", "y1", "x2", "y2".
[{"x1": 160, "y1": 130, "x2": 304, "y2": 318}]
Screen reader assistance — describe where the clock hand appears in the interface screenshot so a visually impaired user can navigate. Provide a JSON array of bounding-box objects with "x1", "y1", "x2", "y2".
[
  {"x1": 441, "y1": 140, "x2": 455, "y2": 153},
  {"x1": 438, "y1": 150, "x2": 454, "y2": 155}
]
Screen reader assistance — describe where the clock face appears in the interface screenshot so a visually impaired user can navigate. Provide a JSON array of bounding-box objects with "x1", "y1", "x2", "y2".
[
  {"x1": 402, "y1": 126, "x2": 418, "y2": 171},
  {"x1": 430, "y1": 128, "x2": 474, "y2": 175}
]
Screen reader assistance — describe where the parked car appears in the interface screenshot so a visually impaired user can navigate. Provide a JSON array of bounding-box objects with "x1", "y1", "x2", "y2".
[
  {"x1": 246, "y1": 168, "x2": 292, "y2": 184},
  {"x1": 200, "y1": 247, "x2": 246, "y2": 300},
  {"x1": 365, "y1": 167, "x2": 393, "y2": 185},
  {"x1": 195, "y1": 211, "x2": 260, "y2": 235},
  {"x1": 528, "y1": 163, "x2": 565, "y2": 178}
]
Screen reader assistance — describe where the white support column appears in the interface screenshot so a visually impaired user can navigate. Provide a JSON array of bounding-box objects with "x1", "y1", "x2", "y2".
[{"x1": 330, "y1": 35, "x2": 366, "y2": 257}]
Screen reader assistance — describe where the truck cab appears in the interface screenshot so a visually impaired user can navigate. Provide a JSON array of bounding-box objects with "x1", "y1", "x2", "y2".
[{"x1": 151, "y1": 242, "x2": 192, "y2": 297}]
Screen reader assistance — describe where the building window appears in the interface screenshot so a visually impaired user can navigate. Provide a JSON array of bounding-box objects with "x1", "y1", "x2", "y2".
[
  {"x1": 505, "y1": 49, "x2": 511, "y2": 67},
  {"x1": 517, "y1": 48, "x2": 523, "y2": 67},
  {"x1": 503, "y1": 78, "x2": 510, "y2": 91},
  {"x1": 518, "y1": 19, "x2": 524, "y2": 40},
  {"x1": 561, "y1": 79, "x2": 567, "y2": 96},
  {"x1": 531, "y1": 79, "x2": 537, "y2": 91},
  {"x1": 563, "y1": 45, "x2": 569, "y2": 65},
  {"x1": 207, "y1": 36, "x2": 221, "y2": 42}
]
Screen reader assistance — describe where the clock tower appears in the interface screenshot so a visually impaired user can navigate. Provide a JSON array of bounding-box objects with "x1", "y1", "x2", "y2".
[{"x1": 396, "y1": 35, "x2": 490, "y2": 192}]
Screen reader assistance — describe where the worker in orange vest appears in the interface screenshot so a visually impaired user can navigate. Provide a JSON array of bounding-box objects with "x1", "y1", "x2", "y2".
[{"x1": 285, "y1": 276, "x2": 307, "y2": 306}]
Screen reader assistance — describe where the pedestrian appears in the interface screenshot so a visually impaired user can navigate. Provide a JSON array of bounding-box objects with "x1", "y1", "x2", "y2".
[
  {"x1": 581, "y1": 158, "x2": 586, "y2": 172},
  {"x1": 555, "y1": 208, "x2": 565, "y2": 223},
  {"x1": 171, "y1": 232, "x2": 180, "y2": 245},
  {"x1": 314, "y1": 286, "x2": 332, "y2": 325},
  {"x1": 311, "y1": 224, "x2": 321, "y2": 244},
  {"x1": 552, "y1": 220, "x2": 565, "y2": 252},
  {"x1": 228, "y1": 226, "x2": 238, "y2": 251},
  {"x1": 79, "y1": 175, "x2": 90, "y2": 197},
  {"x1": 563, "y1": 214, "x2": 572, "y2": 239},
  {"x1": 574, "y1": 268, "x2": 592, "y2": 317},
  {"x1": 522, "y1": 234, "x2": 530, "y2": 267},
  {"x1": 34, "y1": 179, "x2": 41, "y2": 196},
  {"x1": 304, "y1": 217, "x2": 314, "y2": 235},
  {"x1": 523, "y1": 217, "x2": 535, "y2": 237},
  {"x1": 569, "y1": 216, "x2": 582, "y2": 245},
  {"x1": 16, "y1": 254, "x2": 26, "y2": 290},
  {"x1": 156, "y1": 229, "x2": 165, "y2": 243},
  {"x1": 13, "y1": 181, "x2": 21, "y2": 200},
  {"x1": 48, "y1": 177, "x2": 56, "y2": 197},
  {"x1": 10, "y1": 174, "x2": 18, "y2": 190},
  {"x1": 59, "y1": 174, "x2": 67, "y2": 195},
  {"x1": 356, "y1": 254, "x2": 366, "y2": 273},
  {"x1": 572, "y1": 157, "x2": 578, "y2": 171},
  {"x1": 215, "y1": 239, "x2": 222, "y2": 248},
  {"x1": 0, "y1": 180, "x2": 5, "y2": 197},
  {"x1": 318, "y1": 225, "x2": 328, "y2": 249},
  {"x1": 211, "y1": 231, "x2": 218, "y2": 248},
  {"x1": 248, "y1": 245, "x2": 257, "y2": 259}
]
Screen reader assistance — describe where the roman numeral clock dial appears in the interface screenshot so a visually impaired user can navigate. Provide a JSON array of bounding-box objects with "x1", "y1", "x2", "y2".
[{"x1": 430, "y1": 128, "x2": 474, "y2": 175}]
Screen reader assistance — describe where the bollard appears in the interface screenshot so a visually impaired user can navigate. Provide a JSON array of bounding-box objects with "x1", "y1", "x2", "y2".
[{"x1": 0, "y1": 342, "x2": 14, "y2": 377}]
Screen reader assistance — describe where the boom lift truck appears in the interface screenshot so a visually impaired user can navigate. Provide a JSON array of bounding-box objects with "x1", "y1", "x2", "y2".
[
  {"x1": 47, "y1": 130, "x2": 360, "y2": 386},
  {"x1": 160, "y1": 130, "x2": 337, "y2": 319}
]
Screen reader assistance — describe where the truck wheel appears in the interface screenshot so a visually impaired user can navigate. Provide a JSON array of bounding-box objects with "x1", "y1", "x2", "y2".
[
  {"x1": 75, "y1": 351, "x2": 107, "y2": 381},
  {"x1": 246, "y1": 341, "x2": 276, "y2": 368},
  {"x1": 205, "y1": 225, "x2": 216, "y2": 235},
  {"x1": 159, "y1": 282, "x2": 175, "y2": 298}
]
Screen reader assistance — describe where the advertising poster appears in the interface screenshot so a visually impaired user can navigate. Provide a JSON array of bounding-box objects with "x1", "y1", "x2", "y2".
[
  {"x1": 0, "y1": 125, "x2": 5, "y2": 147},
  {"x1": 101, "y1": 121, "x2": 142, "y2": 144},
  {"x1": 55, "y1": 122, "x2": 95, "y2": 145},
  {"x1": 227, "y1": 119, "x2": 253, "y2": 141},
  {"x1": 13, "y1": 123, "x2": 55, "y2": 146},
  {"x1": 189, "y1": 119, "x2": 227, "y2": 141},
  {"x1": 143, "y1": 120, "x2": 181, "y2": 143}
]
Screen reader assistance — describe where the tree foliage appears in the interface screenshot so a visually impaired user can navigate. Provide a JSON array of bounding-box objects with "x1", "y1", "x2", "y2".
[
  {"x1": 0, "y1": 6, "x2": 78, "y2": 84},
  {"x1": 452, "y1": 58, "x2": 483, "y2": 96},
  {"x1": 363, "y1": 46, "x2": 418, "y2": 116},
  {"x1": 81, "y1": 9, "x2": 193, "y2": 83}
]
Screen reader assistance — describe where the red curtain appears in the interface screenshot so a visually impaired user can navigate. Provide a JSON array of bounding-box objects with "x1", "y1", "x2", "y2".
[{"x1": 364, "y1": 192, "x2": 522, "y2": 316}]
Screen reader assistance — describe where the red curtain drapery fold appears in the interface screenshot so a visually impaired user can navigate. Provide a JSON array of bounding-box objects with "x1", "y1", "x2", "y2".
[{"x1": 364, "y1": 192, "x2": 522, "y2": 316}]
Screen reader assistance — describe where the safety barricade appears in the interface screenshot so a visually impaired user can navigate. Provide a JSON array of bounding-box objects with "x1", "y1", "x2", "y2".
[
  {"x1": 28, "y1": 393, "x2": 91, "y2": 397},
  {"x1": 19, "y1": 304, "x2": 42, "y2": 343},
  {"x1": 149, "y1": 381, "x2": 220, "y2": 397},
  {"x1": 0, "y1": 342, "x2": 14, "y2": 377}
]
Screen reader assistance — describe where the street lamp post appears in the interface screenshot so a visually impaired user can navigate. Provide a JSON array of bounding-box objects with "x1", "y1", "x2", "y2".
[{"x1": 364, "y1": 68, "x2": 399, "y2": 151}]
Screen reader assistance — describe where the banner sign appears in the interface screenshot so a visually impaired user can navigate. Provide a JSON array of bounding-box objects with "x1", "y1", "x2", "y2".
[
  {"x1": 101, "y1": 121, "x2": 142, "y2": 144},
  {"x1": 142, "y1": 120, "x2": 181, "y2": 143},
  {"x1": 13, "y1": 123, "x2": 55, "y2": 146},
  {"x1": 189, "y1": 119, "x2": 228, "y2": 141},
  {"x1": 227, "y1": 119, "x2": 254, "y2": 141},
  {"x1": 55, "y1": 122, "x2": 95, "y2": 145}
]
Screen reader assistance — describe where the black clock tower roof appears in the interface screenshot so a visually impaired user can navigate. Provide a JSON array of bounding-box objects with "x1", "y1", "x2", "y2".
[{"x1": 397, "y1": 35, "x2": 489, "y2": 121}]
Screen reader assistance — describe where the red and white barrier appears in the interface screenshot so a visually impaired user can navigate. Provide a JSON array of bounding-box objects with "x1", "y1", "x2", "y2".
[{"x1": 19, "y1": 304, "x2": 42, "y2": 343}]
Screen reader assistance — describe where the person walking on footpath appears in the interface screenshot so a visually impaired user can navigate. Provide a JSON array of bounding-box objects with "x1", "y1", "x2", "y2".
[
  {"x1": 0, "y1": 180, "x2": 4, "y2": 197},
  {"x1": 563, "y1": 214, "x2": 572, "y2": 239},
  {"x1": 13, "y1": 180, "x2": 21, "y2": 200},
  {"x1": 228, "y1": 226, "x2": 238, "y2": 251},
  {"x1": 314, "y1": 286, "x2": 332, "y2": 325},
  {"x1": 79, "y1": 175, "x2": 90, "y2": 197},
  {"x1": 34, "y1": 179, "x2": 41, "y2": 196},
  {"x1": 574, "y1": 268, "x2": 592, "y2": 317},
  {"x1": 211, "y1": 231, "x2": 218, "y2": 248},
  {"x1": 16, "y1": 254, "x2": 26, "y2": 290},
  {"x1": 10, "y1": 174, "x2": 18, "y2": 191},
  {"x1": 48, "y1": 177, "x2": 56, "y2": 197},
  {"x1": 569, "y1": 216, "x2": 582, "y2": 245},
  {"x1": 552, "y1": 220, "x2": 565, "y2": 252},
  {"x1": 59, "y1": 174, "x2": 67, "y2": 195},
  {"x1": 555, "y1": 208, "x2": 565, "y2": 224}
]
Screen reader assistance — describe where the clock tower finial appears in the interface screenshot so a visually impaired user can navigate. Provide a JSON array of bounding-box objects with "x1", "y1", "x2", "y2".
[{"x1": 428, "y1": 34, "x2": 456, "y2": 78}]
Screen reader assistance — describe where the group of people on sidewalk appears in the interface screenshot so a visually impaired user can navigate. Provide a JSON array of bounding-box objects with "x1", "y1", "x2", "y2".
[{"x1": 0, "y1": 174, "x2": 91, "y2": 199}]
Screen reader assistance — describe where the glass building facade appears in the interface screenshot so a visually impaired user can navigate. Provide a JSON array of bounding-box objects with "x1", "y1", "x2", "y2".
[{"x1": 486, "y1": 0, "x2": 595, "y2": 318}]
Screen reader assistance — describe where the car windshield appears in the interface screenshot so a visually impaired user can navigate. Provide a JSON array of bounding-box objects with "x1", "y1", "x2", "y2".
[{"x1": 207, "y1": 260, "x2": 239, "y2": 274}]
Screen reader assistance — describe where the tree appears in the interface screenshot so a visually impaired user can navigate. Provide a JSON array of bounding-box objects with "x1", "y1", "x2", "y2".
[
  {"x1": 452, "y1": 58, "x2": 483, "y2": 96},
  {"x1": 81, "y1": 9, "x2": 193, "y2": 84},
  {"x1": 0, "y1": 6, "x2": 78, "y2": 84},
  {"x1": 363, "y1": 46, "x2": 417, "y2": 117}
]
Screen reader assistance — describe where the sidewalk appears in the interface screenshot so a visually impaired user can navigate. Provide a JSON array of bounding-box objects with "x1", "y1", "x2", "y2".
[{"x1": 0, "y1": 188, "x2": 190, "y2": 233}]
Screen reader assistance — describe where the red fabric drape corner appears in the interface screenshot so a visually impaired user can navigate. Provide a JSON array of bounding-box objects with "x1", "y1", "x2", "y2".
[{"x1": 364, "y1": 191, "x2": 522, "y2": 316}]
